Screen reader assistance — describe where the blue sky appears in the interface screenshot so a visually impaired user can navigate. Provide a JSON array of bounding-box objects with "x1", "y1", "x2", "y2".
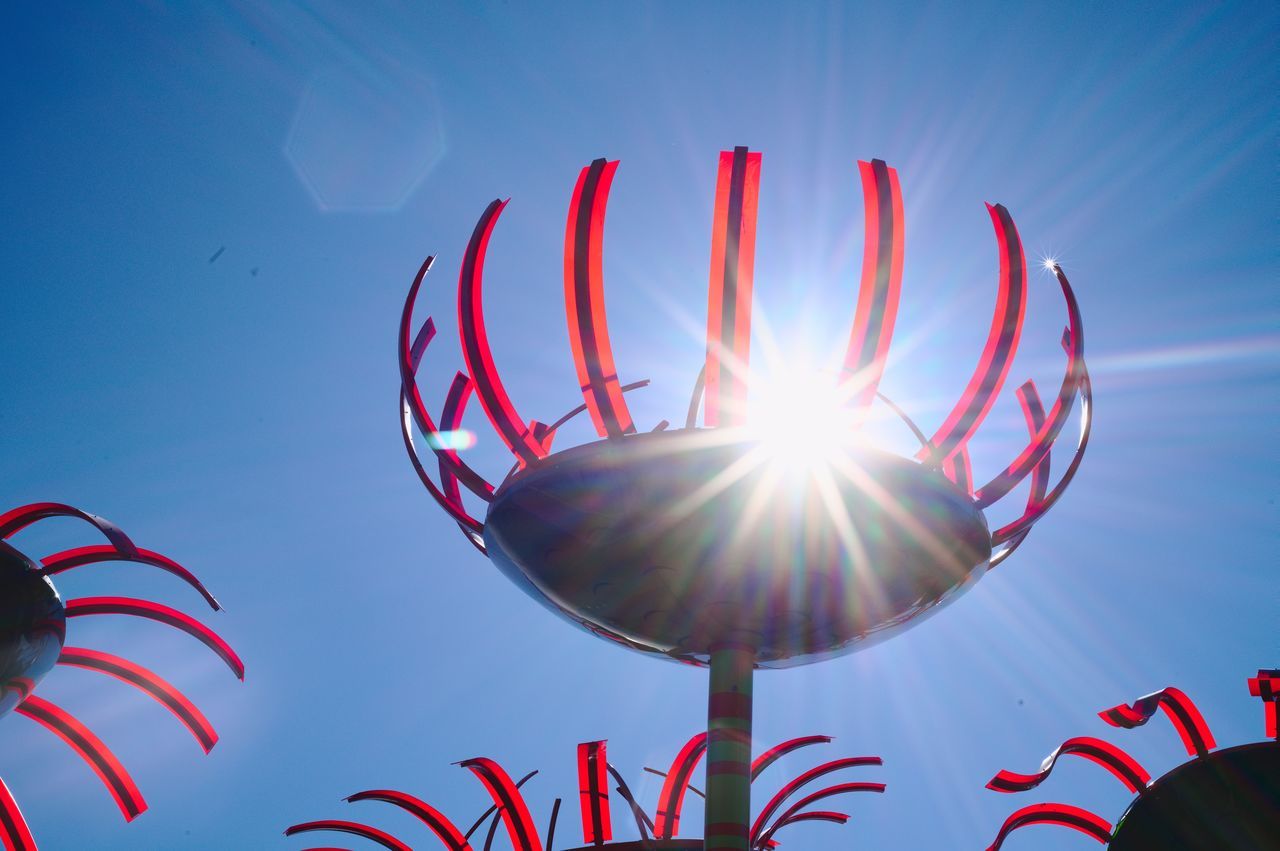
[{"x1": 1, "y1": 2, "x2": 1276, "y2": 848}]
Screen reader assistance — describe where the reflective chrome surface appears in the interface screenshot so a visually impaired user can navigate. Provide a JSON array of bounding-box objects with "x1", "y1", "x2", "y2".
[
  {"x1": 484, "y1": 431, "x2": 991, "y2": 667},
  {"x1": 0, "y1": 546, "x2": 65, "y2": 717}
]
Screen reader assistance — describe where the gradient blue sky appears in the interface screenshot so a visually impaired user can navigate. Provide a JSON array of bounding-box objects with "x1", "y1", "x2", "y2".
[{"x1": 2, "y1": 2, "x2": 1276, "y2": 849}]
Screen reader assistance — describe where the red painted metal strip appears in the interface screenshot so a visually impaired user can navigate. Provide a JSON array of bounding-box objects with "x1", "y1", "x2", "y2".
[
  {"x1": 749, "y1": 756, "x2": 881, "y2": 844},
  {"x1": 653, "y1": 732, "x2": 708, "y2": 839},
  {"x1": 941, "y1": 447, "x2": 973, "y2": 495},
  {"x1": 985, "y1": 803, "x2": 1111, "y2": 851},
  {"x1": 1248, "y1": 670, "x2": 1280, "y2": 740},
  {"x1": 986, "y1": 736, "x2": 1149, "y2": 795},
  {"x1": 284, "y1": 820, "x2": 411, "y2": 851},
  {"x1": 843, "y1": 160, "x2": 905, "y2": 417},
  {"x1": 751, "y1": 736, "x2": 833, "y2": 781},
  {"x1": 704, "y1": 147, "x2": 761, "y2": 428},
  {"x1": 346, "y1": 790, "x2": 472, "y2": 851},
  {"x1": 756, "y1": 782, "x2": 884, "y2": 847},
  {"x1": 564, "y1": 159, "x2": 635, "y2": 438},
  {"x1": 16, "y1": 695, "x2": 146, "y2": 821},
  {"x1": 398, "y1": 255, "x2": 494, "y2": 503},
  {"x1": 399, "y1": 395, "x2": 485, "y2": 541},
  {"x1": 1099, "y1": 685, "x2": 1216, "y2": 757},
  {"x1": 58, "y1": 646, "x2": 218, "y2": 753},
  {"x1": 919, "y1": 204, "x2": 1027, "y2": 465},
  {"x1": 457, "y1": 200, "x2": 547, "y2": 468},
  {"x1": 974, "y1": 263, "x2": 1086, "y2": 509},
  {"x1": 459, "y1": 758, "x2": 542, "y2": 851},
  {"x1": 0, "y1": 503, "x2": 138, "y2": 557},
  {"x1": 576, "y1": 741, "x2": 611, "y2": 844},
  {"x1": 40, "y1": 545, "x2": 220, "y2": 610},
  {"x1": 64, "y1": 597, "x2": 244, "y2": 680},
  {"x1": 0, "y1": 776, "x2": 35, "y2": 851},
  {"x1": 438, "y1": 372, "x2": 476, "y2": 510}
]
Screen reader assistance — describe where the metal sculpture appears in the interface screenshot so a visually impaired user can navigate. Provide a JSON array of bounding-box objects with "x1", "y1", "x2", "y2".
[
  {"x1": 398, "y1": 147, "x2": 1091, "y2": 849},
  {"x1": 0, "y1": 502, "x2": 243, "y2": 849},
  {"x1": 286, "y1": 734, "x2": 882, "y2": 850},
  {"x1": 984, "y1": 669, "x2": 1280, "y2": 849}
]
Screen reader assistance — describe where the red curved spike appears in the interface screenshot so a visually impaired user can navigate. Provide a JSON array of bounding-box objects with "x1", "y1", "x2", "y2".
[
  {"x1": 918, "y1": 204, "x2": 1027, "y2": 466},
  {"x1": 39, "y1": 545, "x2": 220, "y2": 610},
  {"x1": 16, "y1": 695, "x2": 146, "y2": 821},
  {"x1": 974, "y1": 263, "x2": 1086, "y2": 508},
  {"x1": 398, "y1": 255, "x2": 495, "y2": 503},
  {"x1": 991, "y1": 360, "x2": 1093, "y2": 545},
  {"x1": 704, "y1": 146, "x2": 761, "y2": 428},
  {"x1": 1099, "y1": 685, "x2": 1216, "y2": 757},
  {"x1": 755, "y1": 782, "x2": 884, "y2": 847},
  {"x1": 458, "y1": 758, "x2": 542, "y2": 851},
  {"x1": 457, "y1": 200, "x2": 547, "y2": 468},
  {"x1": 986, "y1": 736, "x2": 1149, "y2": 795},
  {"x1": 400, "y1": 395, "x2": 485, "y2": 543},
  {"x1": 750, "y1": 756, "x2": 882, "y2": 844},
  {"x1": 346, "y1": 790, "x2": 472, "y2": 851},
  {"x1": 564, "y1": 158, "x2": 636, "y2": 439},
  {"x1": 64, "y1": 597, "x2": 244, "y2": 680},
  {"x1": 843, "y1": 159, "x2": 905, "y2": 418},
  {"x1": 751, "y1": 736, "x2": 832, "y2": 781},
  {"x1": 1248, "y1": 670, "x2": 1280, "y2": 740},
  {"x1": 0, "y1": 503, "x2": 138, "y2": 556},
  {"x1": 0, "y1": 776, "x2": 36, "y2": 851},
  {"x1": 438, "y1": 372, "x2": 477, "y2": 511},
  {"x1": 985, "y1": 803, "x2": 1111, "y2": 851},
  {"x1": 284, "y1": 820, "x2": 411, "y2": 851},
  {"x1": 988, "y1": 379, "x2": 1050, "y2": 566},
  {"x1": 653, "y1": 732, "x2": 708, "y2": 839},
  {"x1": 576, "y1": 740, "x2": 612, "y2": 844},
  {"x1": 57, "y1": 646, "x2": 218, "y2": 753},
  {"x1": 762, "y1": 809, "x2": 849, "y2": 849},
  {"x1": 941, "y1": 447, "x2": 973, "y2": 495}
]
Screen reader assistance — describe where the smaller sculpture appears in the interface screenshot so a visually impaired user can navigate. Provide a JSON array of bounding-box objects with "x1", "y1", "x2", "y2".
[
  {"x1": 286, "y1": 734, "x2": 882, "y2": 850},
  {"x1": 984, "y1": 669, "x2": 1280, "y2": 849},
  {"x1": 0, "y1": 502, "x2": 243, "y2": 849}
]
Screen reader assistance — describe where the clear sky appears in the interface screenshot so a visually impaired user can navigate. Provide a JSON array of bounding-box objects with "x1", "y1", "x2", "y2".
[{"x1": 1, "y1": 2, "x2": 1276, "y2": 849}]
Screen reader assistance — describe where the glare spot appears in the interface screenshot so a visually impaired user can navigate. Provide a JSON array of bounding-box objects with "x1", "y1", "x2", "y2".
[
  {"x1": 426, "y1": 429, "x2": 477, "y2": 451},
  {"x1": 1042, "y1": 257, "x2": 1060, "y2": 272},
  {"x1": 745, "y1": 368, "x2": 860, "y2": 470}
]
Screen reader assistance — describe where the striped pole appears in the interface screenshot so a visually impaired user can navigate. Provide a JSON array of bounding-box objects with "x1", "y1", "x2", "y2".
[{"x1": 704, "y1": 641, "x2": 754, "y2": 851}]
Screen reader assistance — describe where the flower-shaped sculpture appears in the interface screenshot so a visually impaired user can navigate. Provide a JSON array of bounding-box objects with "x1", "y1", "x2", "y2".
[
  {"x1": 286, "y1": 734, "x2": 883, "y2": 850},
  {"x1": 984, "y1": 669, "x2": 1280, "y2": 849},
  {"x1": 398, "y1": 147, "x2": 1091, "y2": 849},
  {"x1": 0, "y1": 502, "x2": 244, "y2": 849}
]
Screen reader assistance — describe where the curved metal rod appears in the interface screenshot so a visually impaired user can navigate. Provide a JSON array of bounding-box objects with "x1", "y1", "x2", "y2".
[
  {"x1": 58, "y1": 646, "x2": 218, "y2": 753},
  {"x1": 564, "y1": 158, "x2": 636, "y2": 438},
  {"x1": 438, "y1": 371, "x2": 478, "y2": 514},
  {"x1": 0, "y1": 502, "x2": 138, "y2": 556},
  {"x1": 64, "y1": 597, "x2": 244, "y2": 680},
  {"x1": 17, "y1": 695, "x2": 147, "y2": 821},
  {"x1": 347, "y1": 789, "x2": 473, "y2": 851},
  {"x1": 577, "y1": 741, "x2": 611, "y2": 844},
  {"x1": 464, "y1": 770, "x2": 537, "y2": 840},
  {"x1": 607, "y1": 763, "x2": 654, "y2": 839},
  {"x1": 843, "y1": 159, "x2": 905, "y2": 418},
  {"x1": 919, "y1": 203, "x2": 1028, "y2": 466},
  {"x1": 873, "y1": 392, "x2": 932, "y2": 455},
  {"x1": 685, "y1": 365, "x2": 706, "y2": 429},
  {"x1": 749, "y1": 756, "x2": 882, "y2": 843},
  {"x1": 990, "y1": 361, "x2": 1092, "y2": 545},
  {"x1": 284, "y1": 820, "x2": 411, "y2": 851},
  {"x1": 397, "y1": 254, "x2": 495, "y2": 502},
  {"x1": 652, "y1": 732, "x2": 708, "y2": 839},
  {"x1": 1099, "y1": 685, "x2": 1216, "y2": 757},
  {"x1": 643, "y1": 767, "x2": 703, "y2": 798},
  {"x1": 457, "y1": 200, "x2": 548, "y2": 468},
  {"x1": 0, "y1": 776, "x2": 36, "y2": 851},
  {"x1": 703, "y1": 147, "x2": 761, "y2": 428},
  {"x1": 458, "y1": 758, "x2": 543, "y2": 851},
  {"x1": 974, "y1": 263, "x2": 1085, "y2": 508},
  {"x1": 757, "y1": 810, "x2": 848, "y2": 850},
  {"x1": 987, "y1": 379, "x2": 1051, "y2": 562},
  {"x1": 39, "y1": 545, "x2": 220, "y2": 610},
  {"x1": 544, "y1": 380, "x2": 650, "y2": 438},
  {"x1": 984, "y1": 803, "x2": 1111, "y2": 851},
  {"x1": 400, "y1": 393, "x2": 485, "y2": 545},
  {"x1": 545, "y1": 798, "x2": 561, "y2": 851},
  {"x1": 755, "y1": 782, "x2": 884, "y2": 847},
  {"x1": 986, "y1": 735, "x2": 1149, "y2": 795},
  {"x1": 751, "y1": 735, "x2": 832, "y2": 781}
]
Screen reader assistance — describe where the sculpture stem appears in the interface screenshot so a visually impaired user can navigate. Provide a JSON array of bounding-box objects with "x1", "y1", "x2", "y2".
[{"x1": 705, "y1": 642, "x2": 754, "y2": 851}]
